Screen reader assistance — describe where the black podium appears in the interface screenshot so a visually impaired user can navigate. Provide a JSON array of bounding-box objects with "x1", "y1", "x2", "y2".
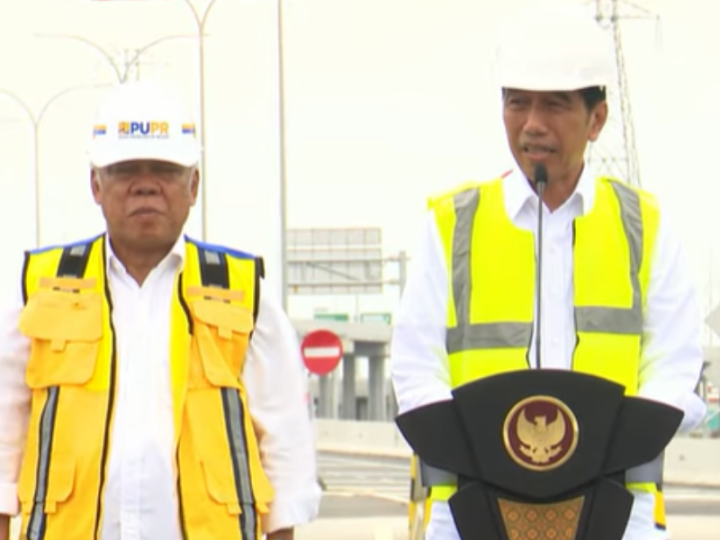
[{"x1": 395, "y1": 370, "x2": 683, "y2": 540}]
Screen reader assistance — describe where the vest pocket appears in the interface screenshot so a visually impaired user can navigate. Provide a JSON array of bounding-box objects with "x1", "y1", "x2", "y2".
[
  {"x1": 201, "y1": 460, "x2": 242, "y2": 515},
  {"x1": 189, "y1": 299, "x2": 254, "y2": 389},
  {"x1": 19, "y1": 290, "x2": 103, "y2": 388},
  {"x1": 200, "y1": 456, "x2": 274, "y2": 527},
  {"x1": 18, "y1": 458, "x2": 76, "y2": 515}
]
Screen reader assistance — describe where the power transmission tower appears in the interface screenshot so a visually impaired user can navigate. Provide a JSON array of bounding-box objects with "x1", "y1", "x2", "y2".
[{"x1": 587, "y1": 0, "x2": 658, "y2": 188}]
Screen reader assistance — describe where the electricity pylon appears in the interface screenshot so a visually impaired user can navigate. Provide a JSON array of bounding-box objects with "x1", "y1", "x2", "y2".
[{"x1": 587, "y1": 0, "x2": 659, "y2": 188}]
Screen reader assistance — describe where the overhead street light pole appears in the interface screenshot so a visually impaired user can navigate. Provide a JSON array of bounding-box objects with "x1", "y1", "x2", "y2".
[
  {"x1": 277, "y1": 0, "x2": 289, "y2": 312},
  {"x1": 40, "y1": 1, "x2": 284, "y2": 264},
  {"x1": 41, "y1": 0, "x2": 226, "y2": 241},
  {"x1": 35, "y1": 32, "x2": 199, "y2": 83},
  {"x1": 178, "y1": 0, "x2": 225, "y2": 242},
  {"x1": 0, "y1": 84, "x2": 107, "y2": 247},
  {"x1": 183, "y1": 0, "x2": 291, "y2": 305}
]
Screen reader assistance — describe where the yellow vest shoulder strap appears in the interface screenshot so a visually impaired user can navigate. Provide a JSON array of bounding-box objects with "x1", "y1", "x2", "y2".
[
  {"x1": 427, "y1": 176, "x2": 507, "y2": 212},
  {"x1": 182, "y1": 236, "x2": 264, "y2": 322},
  {"x1": 595, "y1": 176, "x2": 661, "y2": 223},
  {"x1": 595, "y1": 176, "x2": 661, "y2": 301},
  {"x1": 22, "y1": 234, "x2": 105, "y2": 302}
]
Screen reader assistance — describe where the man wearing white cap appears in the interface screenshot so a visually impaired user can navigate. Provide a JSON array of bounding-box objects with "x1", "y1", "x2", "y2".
[
  {"x1": 391, "y1": 5, "x2": 705, "y2": 540},
  {"x1": 0, "y1": 81, "x2": 320, "y2": 540}
]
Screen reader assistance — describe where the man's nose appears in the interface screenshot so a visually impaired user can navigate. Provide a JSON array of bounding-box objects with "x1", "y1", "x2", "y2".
[
  {"x1": 130, "y1": 170, "x2": 161, "y2": 194},
  {"x1": 522, "y1": 103, "x2": 550, "y2": 137}
]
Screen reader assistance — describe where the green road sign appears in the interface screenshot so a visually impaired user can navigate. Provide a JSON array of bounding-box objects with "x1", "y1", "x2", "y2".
[
  {"x1": 359, "y1": 312, "x2": 392, "y2": 324},
  {"x1": 313, "y1": 313, "x2": 350, "y2": 322}
]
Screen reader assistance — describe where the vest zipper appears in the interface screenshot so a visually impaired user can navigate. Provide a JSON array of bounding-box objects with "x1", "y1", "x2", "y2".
[
  {"x1": 176, "y1": 273, "x2": 192, "y2": 540},
  {"x1": 93, "y1": 259, "x2": 119, "y2": 540}
]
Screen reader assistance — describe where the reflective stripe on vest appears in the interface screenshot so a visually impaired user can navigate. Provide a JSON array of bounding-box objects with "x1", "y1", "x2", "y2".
[
  {"x1": 425, "y1": 176, "x2": 663, "y2": 504},
  {"x1": 17, "y1": 234, "x2": 273, "y2": 540}
]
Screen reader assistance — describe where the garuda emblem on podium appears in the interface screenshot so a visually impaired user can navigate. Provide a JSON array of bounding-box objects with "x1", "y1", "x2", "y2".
[{"x1": 503, "y1": 395, "x2": 580, "y2": 471}]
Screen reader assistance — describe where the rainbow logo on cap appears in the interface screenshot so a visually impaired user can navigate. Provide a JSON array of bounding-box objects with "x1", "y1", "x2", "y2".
[
  {"x1": 93, "y1": 124, "x2": 107, "y2": 137},
  {"x1": 181, "y1": 123, "x2": 196, "y2": 135}
]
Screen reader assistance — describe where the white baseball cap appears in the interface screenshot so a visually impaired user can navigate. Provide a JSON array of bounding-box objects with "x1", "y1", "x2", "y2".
[
  {"x1": 494, "y1": 4, "x2": 616, "y2": 92},
  {"x1": 88, "y1": 80, "x2": 201, "y2": 168}
]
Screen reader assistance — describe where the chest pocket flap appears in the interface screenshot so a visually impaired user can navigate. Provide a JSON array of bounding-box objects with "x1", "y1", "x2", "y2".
[
  {"x1": 190, "y1": 299, "x2": 255, "y2": 389},
  {"x1": 192, "y1": 299, "x2": 254, "y2": 339},
  {"x1": 19, "y1": 290, "x2": 103, "y2": 388}
]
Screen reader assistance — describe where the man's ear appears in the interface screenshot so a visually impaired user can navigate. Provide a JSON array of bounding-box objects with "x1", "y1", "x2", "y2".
[
  {"x1": 588, "y1": 101, "x2": 608, "y2": 143},
  {"x1": 90, "y1": 168, "x2": 102, "y2": 204},
  {"x1": 189, "y1": 168, "x2": 200, "y2": 206}
]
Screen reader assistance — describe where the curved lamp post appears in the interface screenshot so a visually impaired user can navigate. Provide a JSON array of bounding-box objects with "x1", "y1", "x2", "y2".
[
  {"x1": 276, "y1": 0, "x2": 289, "y2": 310},
  {"x1": 0, "y1": 84, "x2": 106, "y2": 247},
  {"x1": 36, "y1": 1, "x2": 290, "y2": 309},
  {"x1": 179, "y1": 0, "x2": 224, "y2": 242},
  {"x1": 35, "y1": 32, "x2": 199, "y2": 84},
  {"x1": 181, "y1": 0, "x2": 289, "y2": 309},
  {"x1": 40, "y1": 0, "x2": 222, "y2": 242}
]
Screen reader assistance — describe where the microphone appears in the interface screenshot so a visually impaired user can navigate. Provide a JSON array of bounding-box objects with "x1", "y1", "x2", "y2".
[{"x1": 533, "y1": 162, "x2": 548, "y2": 369}]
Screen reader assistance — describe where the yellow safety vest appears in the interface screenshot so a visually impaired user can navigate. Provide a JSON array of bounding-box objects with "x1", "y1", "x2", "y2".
[
  {"x1": 15, "y1": 234, "x2": 274, "y2": 540},
  {"x1": 426, "y1": 176, "x2": 667, "y2": 528}
]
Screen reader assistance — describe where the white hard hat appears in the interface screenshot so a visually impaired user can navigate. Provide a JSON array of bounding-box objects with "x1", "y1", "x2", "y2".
[
  {"x1": 493, "y1": 4, "x2": 616, "y2": 92},
  {"x1": 87, "y1": 80, "x2": 201, "y2": 168}
]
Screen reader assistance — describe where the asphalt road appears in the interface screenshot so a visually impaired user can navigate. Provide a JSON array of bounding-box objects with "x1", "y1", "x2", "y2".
[{"x1": 317, "y1": 451, "x2": 720, "y2": 519}]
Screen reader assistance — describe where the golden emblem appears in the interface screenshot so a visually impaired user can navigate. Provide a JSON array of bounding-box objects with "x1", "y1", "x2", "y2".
[{"x1": 502, "y1": 395, "x2": 579, "y2": 471}]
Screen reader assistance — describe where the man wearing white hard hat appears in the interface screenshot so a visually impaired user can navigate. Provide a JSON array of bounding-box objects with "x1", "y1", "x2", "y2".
[
  {"x1": 0, "y1": 81, "x2": 320, "y2": 540},
  {"x1": 391, "y1": 6, "x2": 705, "y2": 540}
]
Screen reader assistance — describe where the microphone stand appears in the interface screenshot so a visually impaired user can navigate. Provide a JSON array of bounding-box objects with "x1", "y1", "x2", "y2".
[{"x1": 534, "y1": 163, "x2": 548, "y2": 369}]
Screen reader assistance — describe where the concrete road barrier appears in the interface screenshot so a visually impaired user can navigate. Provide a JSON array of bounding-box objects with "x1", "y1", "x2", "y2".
[{"x1": 314, "y1": 419, "x2": 720, "y2": 487}]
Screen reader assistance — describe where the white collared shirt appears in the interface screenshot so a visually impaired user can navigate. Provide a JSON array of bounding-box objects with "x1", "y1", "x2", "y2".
[
  {"x1": 391, "y1": 166, "x2": 707, "y2": 540},
  {"x1": 0, "y1": 233, "x2": 321, "y2": 539}
]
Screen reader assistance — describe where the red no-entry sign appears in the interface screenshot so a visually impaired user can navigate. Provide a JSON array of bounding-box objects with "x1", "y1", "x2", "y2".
[{"x1": 301, "y1": 329, "x2": 343, "y2": 375}]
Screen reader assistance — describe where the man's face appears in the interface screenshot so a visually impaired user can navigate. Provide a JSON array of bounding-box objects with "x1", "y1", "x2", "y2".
[
  {"x1": 502, "y1": 89, "x2": 608, "y2": 185},
  {"x1": 91, "y1": 159, "x2": 199, "y2": 251}
]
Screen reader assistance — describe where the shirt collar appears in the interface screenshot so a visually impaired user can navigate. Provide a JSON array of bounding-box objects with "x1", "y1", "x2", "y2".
[
  {"x1": 105, "y1": 232, "x2": 186, "y2": 275},
  {"x1": 503, "y1": 163, "x2": 597, "y2": 220}
]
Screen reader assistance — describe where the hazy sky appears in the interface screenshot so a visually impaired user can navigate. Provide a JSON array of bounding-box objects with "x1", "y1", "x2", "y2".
[{"x1": 0, "y1": 0, "x2": 717, "y2": 337}]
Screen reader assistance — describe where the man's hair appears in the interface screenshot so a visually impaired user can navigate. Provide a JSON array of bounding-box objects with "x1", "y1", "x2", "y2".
[
  {"x1": 579, "y1": 86, "x2": 606, "y2": 111},
  {"x1": 501, "y1": 86, "x2": 607, "y2": 111}
]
